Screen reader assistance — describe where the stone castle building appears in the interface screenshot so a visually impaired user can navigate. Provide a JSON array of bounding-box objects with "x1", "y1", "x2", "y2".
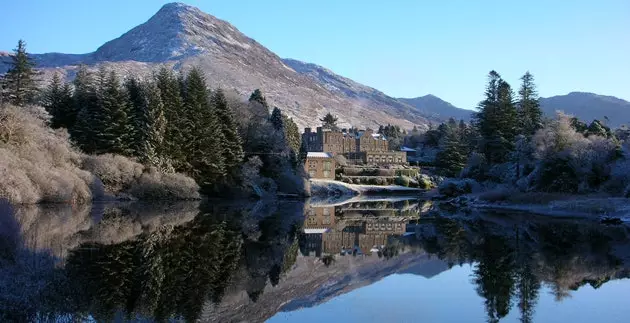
[{"x1": 302, "y1": 127, "x2": 406, "y2": 165}]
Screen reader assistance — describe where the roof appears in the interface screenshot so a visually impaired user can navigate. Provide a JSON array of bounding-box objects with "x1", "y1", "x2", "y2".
[
  {"x1": 304, "y1": 228, "x2": 331, "y2": 234},
  {"x1": 401, "y1": 146, "x2": 417, "y2": 152},
  {"x1": 307, "y1": 152, "x2": 333, "y2": 158}
]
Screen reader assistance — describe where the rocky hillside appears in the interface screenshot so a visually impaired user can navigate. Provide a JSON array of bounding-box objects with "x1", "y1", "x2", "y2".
[
  {"x1": 0, "y1": 2, "x2": 438, "y2": 130},
  {"x1": 540, "y1": 92, "x2": 630, "y2": 128}
]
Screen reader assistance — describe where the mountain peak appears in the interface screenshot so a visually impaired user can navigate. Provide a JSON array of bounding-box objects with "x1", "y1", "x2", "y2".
[{"x1": 92, "y1": 2, "x2": 253, "y2": 62}]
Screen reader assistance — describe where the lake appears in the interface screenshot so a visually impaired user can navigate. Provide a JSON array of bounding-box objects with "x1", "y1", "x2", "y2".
[{"x1": 0, "y1": 197, "x2": 629, "y2": 322}]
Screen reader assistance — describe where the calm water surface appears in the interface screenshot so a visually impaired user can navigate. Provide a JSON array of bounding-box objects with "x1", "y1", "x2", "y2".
[{"x1": 0, "y1": 197, "x2": 628, "y2": 322}]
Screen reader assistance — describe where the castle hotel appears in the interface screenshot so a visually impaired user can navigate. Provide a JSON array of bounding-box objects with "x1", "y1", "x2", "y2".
[{"x1": 302, "y1": 127, "x2": 406, "y2": 166}]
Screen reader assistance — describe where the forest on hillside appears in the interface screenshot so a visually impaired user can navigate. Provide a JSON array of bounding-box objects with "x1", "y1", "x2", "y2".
[{"x1": 0, "y1": 40, "x2": 307, "y2": 204}]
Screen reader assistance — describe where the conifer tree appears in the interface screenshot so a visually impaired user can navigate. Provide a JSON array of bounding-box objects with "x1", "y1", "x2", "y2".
[
  {"x1": 2, "y1": 40, "x2": 38, "y2": 106},
  {"x1": 183, "y1": 67, "x2": 225, "y2": 186},
  {"x1": 96, "y1": 70, "x2": 133, "y2": 155},
  {"x1": 517, "y1": 72, "x2": 543, "y2": 136},
  {"x1": 248, "y1": 89, "x2": 268, "y2": 108},
  {"x1": 155, "y1": 67, "x2": 187, "y2": 166},
  {"x1": 126, "y1": 77, "x2": 167, "y2": 164},
  {"x1": 212, "y1": 88, "x2": 244, "y2": 174},
  {"x1": 42, "y1": 73, "x2": 75, "y2": 129},
  {"x1": 270, "y1": 107, "x2": 284, "y2": 131},
  {"x1": 436, "y1": 123, "x2": 467, "y2": 176},
  {"x1": 299, "y1": 139, "x2": 308, "y2": 165},
  {"x1": 474, "y1": 71, "x2": 518, "y2": 164},
  {"x1": 320, "y1": 112, "x2": 338, "y2": 130},
  {"x1": 72, "y1": 65, "x2": 101, "y2": 152},
  {"x1": 283, "y1": 115, "x2": 301, "y2": 153}
]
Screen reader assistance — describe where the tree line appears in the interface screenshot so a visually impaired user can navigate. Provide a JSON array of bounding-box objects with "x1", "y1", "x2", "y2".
[
  {"x1": 406, "y1": 69, "x2": 627, "y2": 194},
  {"x1": 1, "y1": 40, "x2": 305, "y2": 195}
]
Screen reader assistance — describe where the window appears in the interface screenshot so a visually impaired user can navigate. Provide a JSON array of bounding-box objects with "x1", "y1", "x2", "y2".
[
  {"x1": 323, "y1": 216, "x2": 331, "y2": 225},
  {"x1": 323, "y1": 170, "x2": 331, "y2": 178},
  {"x1": 323, "y1": 161, "x2": 332, "y2": 171},
  {"x1": 309, "y1": 170, "x2": 316, "y2": 177}
]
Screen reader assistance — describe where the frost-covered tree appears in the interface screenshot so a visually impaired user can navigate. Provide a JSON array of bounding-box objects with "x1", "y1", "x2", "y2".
[
  {"x1": 42, "y1": 73, "x2": 75, "y2": 129},
  {"x1": 155, "y1": 67, "x2": 187, "y2": 167},
  {"x1": 183, "y1": 67, "x2": 225, "y2": 187},
  {"x1": 2, "y1": 40, "x2": 38, "y2": 106},
  {"x1": 212, "y1": 88, "x2": 244, "y2": 175},
  {"x1": 320, "y1": 112, "x2": 338, "y2": 130},
  {"x1": 517, "y1": 72, "x2": 543, "y2": 136},
  {"x1": 125, "y1": 77, "x2": 167, "y2": 165}
]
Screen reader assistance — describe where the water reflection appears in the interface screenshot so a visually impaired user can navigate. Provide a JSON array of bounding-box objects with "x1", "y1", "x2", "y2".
[{"x1": 0, "y1": 198, "x2": 628, "y2": 322}]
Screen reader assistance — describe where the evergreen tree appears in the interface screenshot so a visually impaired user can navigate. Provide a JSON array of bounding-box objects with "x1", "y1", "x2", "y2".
[
  {"x1": 183, "y1": 67, "x2": 225, "y2": 187},
  {"x1": 42, "y1": 73, "x2": 75, "y2": 129},
  {"x1": 212, "y1": 88, "x2": 244, "y2": 174},
  {"x1": 283, "y1": 115, "x2": 301, "y2": 153},
  {"x1": 96, "y1": 70, "x2": 133, "y2": 155},
  {"x1": 270, "y1": 107, "x2": 284, "y2": 131},
  {"x1": 436, "y1": 123, "x2": 467, "y2": 176},
  {"x1": 248, "y1": 89, "x2": 268, "y2": 108},
  {"x1": 320, "y1": 112, "x2": 338, "y2": 130},
  {"x1": 474, "y1": 71, "x2": 518, "y2": 164},
  {"x1": 299, "y1": 139, "x2": 308, "y2": 165},
  {"x1": 155, "y1": 67, "x2": 187, "y2": 166},
  {"x1": 2, "y1": 40, "x2": 38, "y2": 106},
  {"x1": 72, "y1": 65, "x2": 101, "y2": 152},
  {"x1": 517, "y1": 72, "x2": 543, "y2": 136},
  {"x1": 125, "y1": 77, "x2": 167, "y2": 164}
]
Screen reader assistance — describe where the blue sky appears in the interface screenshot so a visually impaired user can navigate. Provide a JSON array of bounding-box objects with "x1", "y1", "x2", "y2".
[{"x1": 1, "y1": 0, "x2": 628, "y2": 109}]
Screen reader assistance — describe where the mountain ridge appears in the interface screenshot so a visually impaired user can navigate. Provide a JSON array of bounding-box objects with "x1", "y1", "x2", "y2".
[{"x1": 1, "y1": 2, "x2": 628, "y2": 129}]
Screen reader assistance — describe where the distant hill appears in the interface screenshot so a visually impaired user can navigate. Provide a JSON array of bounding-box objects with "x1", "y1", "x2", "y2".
[
  {"x1": 540, "y1": 92, "x2": 630, "y2": 127},
  {"x1": 398, "y1": 95, "x2": 474, "y2": 122}
]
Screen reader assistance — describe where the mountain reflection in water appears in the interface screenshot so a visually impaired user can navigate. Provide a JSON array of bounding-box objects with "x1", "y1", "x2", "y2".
[{"x1": 0, "y1": 197, "x2": 628, "y2": 322}]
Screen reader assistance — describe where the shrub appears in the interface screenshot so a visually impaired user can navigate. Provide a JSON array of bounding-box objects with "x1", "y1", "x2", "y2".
[
  {"x1": 478, "y1": 185, "x2": 519, "y2": 202},
  {"x1": 0, "y1": 104, "x2": 199, "y2": 204},
  {"x1": 353, "y1": 178, "x2": 361, "y2": 185},
  {"x1": 126, "y1": 168, "x2": 201, "y2": 200},
  {"x1": 438, "y1": 178, "x2": 478, "y2": 197},
  {"x1": 82, "y1": 154, "x2": 144, "y2": 193},
  {"x1": 394, "y1": 176, "x2": 410, "y2": 187}
]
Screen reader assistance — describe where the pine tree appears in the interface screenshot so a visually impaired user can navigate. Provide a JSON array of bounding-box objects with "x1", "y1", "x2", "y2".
[
  {"x1": 517, "y1": 72, "x2": 543, "y2": 136},
  {"x1": 212, "y1": 88, "x2": 244, "y2": 174},
  {"x1": 72, "y1": 65, "x2": 101, "y2": 152},
  {"x1": 96, "y1": 70, "x2": 133, "y2": 155},
  {"x1": 2, "y1": 40, "x2": 38, "y2": 106},
  {"x1": 270, "y1": 107, "x2": 284, "y2": 131},
  {"x1": 126, "y1": 76, "x2": 167, "y2": 164},
  {"x1": 42, "y1": 73, "x2": 75, "y2": 129},
  {"x1": 436, "y1": 123, "x2": 467, "y2": 176},
  {"x1": 283, "y1": 114, "x2": 301, "y2": 169},
  {"x1": 183, "y1": 67, "x2": 225, "y2": 187},
  {"x1": 299, "y1": 139, "x2": 308, "y2": 165},
  {"x1": 320, "y1": 112, "x2": 338, "y2": 130},
  {"x1": 248, "y1": 89, "x2": 268, "y2": 108},
  {"x1": 474, "y1": 71, "x2": 518, "y2": 164},
  {"x1": 155, "y1": 67, "x2": 187, "y2": 166}
]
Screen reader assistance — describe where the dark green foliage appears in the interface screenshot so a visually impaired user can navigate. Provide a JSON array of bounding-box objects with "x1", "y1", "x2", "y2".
[
  {"x1": 155, "y1": 67, "x2": 187, "y2": 167},
  {"x1": 299, "y1": 139, "x2": 308, "y2": 165},
  {"x1": 270, "y1": 106, "x2": 284, "y2": 131},
  {"x1": 95, "y1": 70, "x2": 133, "y2": 155},
  {"x1": 212, "y1": 89, "x2": 244, "y2": 175},
  {"x1": 320, "y1": 112, "x2": 338, "y2": 130},
  {"x1": 71, "y1": 65, "x2": 98, "y2": 151},
  {"x1": 42, "y1": 73, "x2": 75, "y2": 129},
  {"x1": 538, "y1": 156, "x2": 579, "y2": 193},
  {"x1": 283, "y1": 114, "x2": 301, "y2": 168},
  {"x1": 474, "y1": 71, "x2": 518, "y2": 164},
  {"x1": 436, "y1": 124, "x2": 468, "y2": 177},
  {"x1": 182, "y1": 67, "x2": 225, "y2": 187},
  {"x1": 125, "y1": 77, "x2": 167, "y2": 164},
  {"x1": 2, "y1": 40, "x2": 38, "y2": 106},
  {"x1": 248, "y1": 88, "x2": 268, "y2": 109},
  {"x1": 517, "y1": 72, "x2": 543, "y2": 136},
  {"x1": 379, "y1": 124, "x2": 404, "y2": 150}
]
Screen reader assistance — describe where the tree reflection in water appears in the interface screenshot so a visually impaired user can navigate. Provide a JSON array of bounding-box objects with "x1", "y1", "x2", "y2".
[{"x1": 0, "y1": 198, "x2": 628, "y2": 322}]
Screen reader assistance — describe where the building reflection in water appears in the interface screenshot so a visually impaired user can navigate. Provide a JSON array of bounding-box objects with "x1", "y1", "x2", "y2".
[{"x1": 300, "y1": 199, "x2": 418, "y2": 258}]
